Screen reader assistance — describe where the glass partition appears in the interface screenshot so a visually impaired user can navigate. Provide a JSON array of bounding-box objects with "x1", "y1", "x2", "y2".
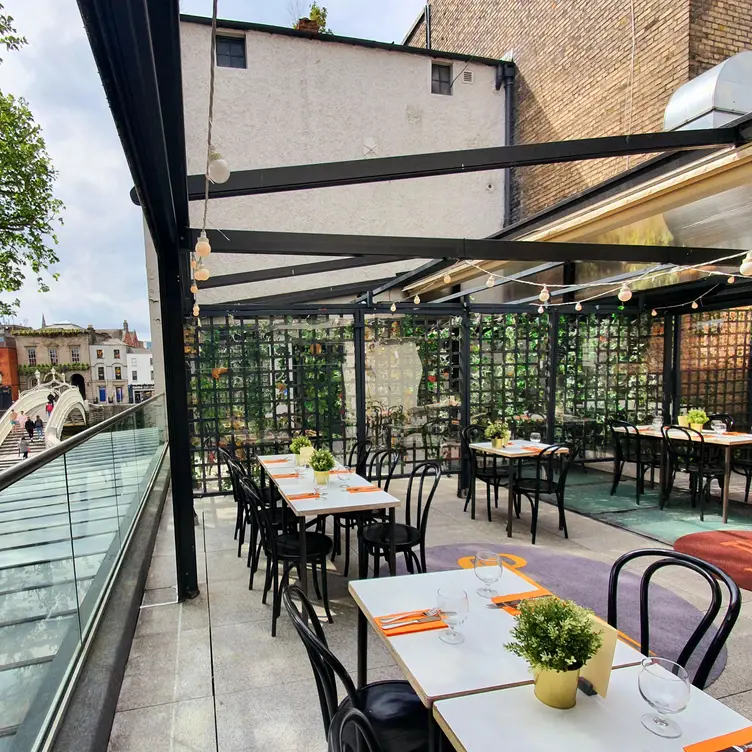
[{"x1": 1, "y1": 394, "x2": 166, "y2": 750}]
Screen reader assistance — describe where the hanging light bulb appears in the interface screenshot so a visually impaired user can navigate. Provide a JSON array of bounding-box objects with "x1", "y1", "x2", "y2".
[
  {"x1": 691, "y1": 300, "x2": 699, "y2": 309},
  {"x1": 728, "y1": 275, "x2": 736, "y2": 284},
  {"x1": 207, "y1": 145, "x2": 231, "y2": 184},
  {"x1": 486, "y1": 275, "x2": 495, "y2": 288},
  {"x1": 414, "y1": 294, "x2": 420, "y2": 304},
  {"x1": 443, "y1": 274, "x2": 452, "y2": 284},
  {"x1": 538, "y1": 285, "x2": 550, "y2": 303},
  {"x1": 390, "y1": 302, "x2": 396, "y2": 312},
  {"x1": 574, "y1": 302, "x2": 583, "y2": 312},
  {"x1": 194, "y1": 263, "x2": 211, "y2": 281},
  {"x1": 617, "y1": 283, "x2": 632, "y2": 302},
  {"x1": 190, "y1": 282, "x2": 198, "y2": 294},
  {"x1": 537, "y1": 305, "x2": 544, "y2": 314},
  {"x1": 190, "y1": 259, "x2": 197, "y2": 270},
  {"x1": 651, "y1": 309, "x2": 658, "y2": 317},
  {"x1": 192, "y1": 302, "x2": 200, "y2": 317},
  {"x1": 740, "y1": 251, "x2": 752, "y2": 277},
  {"x1": 195, "y1": 231, "x2": 211, "y2": 257}
]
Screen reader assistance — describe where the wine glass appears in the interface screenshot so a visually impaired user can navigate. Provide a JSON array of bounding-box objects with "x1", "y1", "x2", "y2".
[
  {"x1": 713, "y1": 421, "x2": 727, "y2": 437},
  {"x1": 437, "y1": 587, "x2": 469, "y2": 645},
  {"x1": 638, "y1": 657, "x2": 691, "y2": 738},
  {"x1": 530, "y1": 432, "x2": 542, "y2": 444},
  {"x1": 651, "y1": 416, "x2": 663, "y2": 432},
  {"x1": 474, "y1": 551, "x2": 502, "y2": 597},
  {"x1": 337, "y1": 468, "x2": 353, "y2": 491}
]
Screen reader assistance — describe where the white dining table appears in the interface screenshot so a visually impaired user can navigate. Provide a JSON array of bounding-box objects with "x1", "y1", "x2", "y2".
[
  {"x1": 433, "y1": 663, "x2": 752, "y2": 752},
  {"x1": 348, "y1": 567, "x2": 643, "y2": 703},
  {"x1": 258, "y1": 453, "x2": 402, "y2": 610}
]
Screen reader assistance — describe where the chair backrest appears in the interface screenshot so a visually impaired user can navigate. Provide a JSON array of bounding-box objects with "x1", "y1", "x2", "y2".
[
  {"x1": 461, "y1": 423, "x2": 500, "y2": 474},
  {"x1": 346, "y1": 439, "x2": 372, "y2": 476},
  {"x1": 607, "y1": 548, "x2": 741, "y2": 689},
  {"x1": 328, "y1": 708, "x2": 383, "y2": 752},
  {"x1": 404, "y1": 461, "x2": 442, "y2": 534},
  {"x1": 531, "y1": 443, "x2": 573, "y2": 496},
  {"x1": 708, "y1": 413, "x2": 734, "y2": 430},
  {"x1": 238, "y1": 477, "x2": 278, "y2": 557},
  {"x1": 282, "y1": 585, "x2": 358, "y2": 734},
  {"x1": 367, "y1": 448, "x2": 400, "y2": 492},
  {"x1": 608, "y1": 419, "x2": 644, "y2": 463},
  {"x1": 460, "y1": 423, "x2": 485, "y2": 450},
  {"x1": 662, "y1": 425, "x2": 704, "y2": 473}
]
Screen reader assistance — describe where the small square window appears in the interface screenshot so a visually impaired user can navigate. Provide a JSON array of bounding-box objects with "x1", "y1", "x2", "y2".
[
  {"x1": 216, "y1": 36, "x2": 246, "y2": 69},
  {"x1": 114, "y1": 349, "x2": 121, "y2": 359},
  {"x1": 71, "y1": 347, "x2": 80, "y2": 363},
  {"x1": 27, "y1": 347, "x2": 36, "y2": 366},
  {"x1": 96, "y1": 349, "x2": 103, "y2": 359},
  {"x1": 431, "y1": 63, "x2": 452, "y2": 95},
  {"x1": 132, "y1": 370, "x2": 138, "y2": 381},
  {"x1": 49, "y1": 347, "x2": 58, "y2": 365},
  {"x1": 98, "y1": 366, "x2": 105, "y2": 380},
  {"x1": 115, "y1": 366, "x2": 122, "y2": 380}
]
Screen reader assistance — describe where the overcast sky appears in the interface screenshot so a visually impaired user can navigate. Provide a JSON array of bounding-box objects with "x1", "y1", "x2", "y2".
[{"x1": 0, "y1": 0, "x2": 424, "y2": 339}]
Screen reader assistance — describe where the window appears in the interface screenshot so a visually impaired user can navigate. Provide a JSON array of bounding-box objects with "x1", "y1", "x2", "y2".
[
  {"x1": 115, "y1": 366, "x2": 122, "y2": 380},
  {"x1": 97, "y1": 366, "x2": 105, "y2": 380},
  {"x1": 216, "y1": 36, "x2": 246, "y2": 69},
  {"x1": 49, "y1": 347, "x2": 58, "y2": 365},
  {"x1": 96, "y1": 349, "x2": 103, "y2": 359},
  {"x1": 114, "y1": 349, "x2": 121, "y2": 359},
  {"x1": 431, "y1": 63, "x2": 452, "y2": 95},
  {"x1": 27, "y1": 347, "x2": 36, "y2": 366},
  {"x1": 150, "y1": 370, "x2": 154, "y2": 381},
  {"x1": 131, "y1": 357, "x2": 137, "y2": 366},
  {"x1": 71, "y1": 346, "x2": 80, "y2": 363},
  {"x1": 132, "y1": 370, "x2": 138, "y2": 381},
  {"x1": 149, "y1": 357, "x2": 153, "y2": 366}
]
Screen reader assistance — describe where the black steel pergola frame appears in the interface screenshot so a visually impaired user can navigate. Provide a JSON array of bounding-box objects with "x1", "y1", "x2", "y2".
[{"x1": 77, "y1": 0, "x2": 752, "y2": 599}]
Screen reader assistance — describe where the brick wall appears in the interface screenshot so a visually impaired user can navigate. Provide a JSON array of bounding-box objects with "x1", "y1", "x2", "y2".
[{"x1": 407, "y1": 0, "x2": 750, "y2": 222}]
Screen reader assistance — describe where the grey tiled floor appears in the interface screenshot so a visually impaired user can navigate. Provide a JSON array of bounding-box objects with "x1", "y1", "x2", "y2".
[{"x1": 108, "y1": 476, "x2": 752, "y2": 752}]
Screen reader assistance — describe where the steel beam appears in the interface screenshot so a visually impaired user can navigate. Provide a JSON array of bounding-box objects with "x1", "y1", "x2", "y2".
[
  {"x1": 228, "y1": 277, "x2": 395, "y2": 306},
  {"x1": 194, "y1": 228, "x2": 736, "y2": 265},
  {"x1": 200, "y1": 255, "x2": 403, "y2": 289},
  {"x1": 184, "y1": 128, "x2": 741, "y2": 199},
  {"x1": 358, "y1": 258, "x2": 457, "y2": 300}
]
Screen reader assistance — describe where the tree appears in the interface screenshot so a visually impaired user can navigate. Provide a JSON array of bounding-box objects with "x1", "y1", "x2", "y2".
[
  {"x1": 293, "y1": 2, "x2": 331, "y2": 33},
  {"x1": 0, "y1": 5, "x2": 63, "y2": 317}
]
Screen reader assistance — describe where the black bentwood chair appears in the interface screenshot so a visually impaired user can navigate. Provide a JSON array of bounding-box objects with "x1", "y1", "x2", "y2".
[
  {"x1": 328, "y1": 708, "x2": 383, "y2": 752},
  {"x1": 461, "y1": 424, "x2": 510, "y2": 521},
  {"x1": 283, "y1": 586, "x2": 429, "y2": 752},
  {"x1": 608, "y1": 419, "x2": 661, "y2": 504},
  {"x1": 607, "y1": 549, "x2": 741, "y2": 689},
  {"x1": 241, "y1": 479, "x2": 333, "y2": 636},
  {"x1": 216, "y1": 446, "x2": 246, "y2": 548},
  {"x1": 662, "y1": 426, "x2": 725, "y2": 519},
  {"x1": 367, "y1": 448, "x2": 400, "y2": 492},
  {"x1": 361, "y1": 460, "x2": 441, "y2": 575},
  {"x1": 511, "y1": 443, "x2": 573, "y2": 545},
  {"x1": 347, "y1": 439, "x2": 372, "y2": 477}
]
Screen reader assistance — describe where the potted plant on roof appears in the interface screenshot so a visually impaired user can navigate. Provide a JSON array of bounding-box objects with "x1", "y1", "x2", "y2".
[
  {"x1": 687, "y1": 408, "x2": 708, "y2": 432},
  {"x1": 310, "y1": 448, "x2": 335, "y2": 486},
  {"x1": 485, "y1": 419, "x2": 510, "y2": 449},
  {"x1": 290, "y1": 435, "x2": 312, "y2": 466},
  {"x1": 506, "y1": 596, "x2": 603, "y2": 710}
]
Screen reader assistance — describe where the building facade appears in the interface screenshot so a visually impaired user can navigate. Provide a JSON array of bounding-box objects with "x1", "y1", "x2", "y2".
[
  {"x1": 0, "y1": 329, "x2": 19, "y2": 406},
  {"x1": 89, "y1": 340, "x2": 129, "y2": 404},
  {"x1": 127, "y1": 349, "x2": 155, "y2": 403},
  {"x1": 404, "y1": 0, "x2": 752, "y2": 222}
]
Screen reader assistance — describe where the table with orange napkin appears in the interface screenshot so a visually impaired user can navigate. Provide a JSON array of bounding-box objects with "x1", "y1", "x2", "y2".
[
  {"x1": 375, "y1": 610, "x2": 446, "y2": 637},
  {"x1": 684, "y1": 726, "x2": 752, "y2": 751},
  {"x1": 346, "y1": 485, "x2": 380, "y2": 494},
  {"x1": 272, "y1": 473, "x2": 298, "y2": 479},
  {"x1": 286, "y1": 491, "x2": 320, "y2": 501}
]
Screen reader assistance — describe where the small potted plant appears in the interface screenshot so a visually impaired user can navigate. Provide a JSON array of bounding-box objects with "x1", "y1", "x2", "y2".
[
  {"x1": 485, "y1": 419, "x2": 511, "y2": 449},
  {"x1": 290, "y1": 435, "x2": 312, "y2": 466},
  {"x1": 687, "y1": 408, "x2": 708, "y2": 432},
  {"x1": 310, "y1": 448, "x2": 335, "y2": 485},
  {"x1": 505, "y1": 596, "x2": 603, "y2": 709}
]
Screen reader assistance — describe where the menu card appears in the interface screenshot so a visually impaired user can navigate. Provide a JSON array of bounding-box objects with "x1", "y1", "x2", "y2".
[
  {"x1": 684, "y1": 727, "x2": 752, "y2": 751},
  {"x1": 580, "y1": 615, "x2": 617, "y2": 698}
]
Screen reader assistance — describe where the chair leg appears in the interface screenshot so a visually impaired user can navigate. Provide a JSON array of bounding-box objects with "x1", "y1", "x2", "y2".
[
  {"x1": 331, "y1": 517, "x2": 340, "y2": 562},
  {"x1": 343, "y1": 520, "x2": 352, "y2": 578},
  {"x1": 745, "y1": 472, "x2": 752, "y2": 504},
  {"x1": 319, "y1": 557, "x2": 333, "y2": 623},
  {"x1": 610, "y1": 458, "x2": 621, "y2": 495},
  {"x1": 531, "y1": 498, "x2": 539, "y2": 545},
  {"x1": 261, "y1": 555, "x2": 272, "y2": 598},
  {"x1": 311, "y1": 558, "x2": 323, "y2": 600},
  {"x1": 271, "y1": 563, "x2": 281, "y2": 637},
  {"x1": 493, "y1": 482, "x2": 499, "y2": 509},
  {"x1": 486, "y1": 483, "x2": 492, "y2": 522},
  {"x1": 237, "y1": 511, "x2": 246, "y2": 558},
  {"x1": 419, "y1": 542, "x2": 427, "y2": 574},
  {"x1": 557, "y1": 492, "x2": 568, "y2": 538},
  {"x1": 463, "y1": 477, "x2": 472, "y2": 513},
  {"x1": 373, "y1": 550, "x2": 381, "y2": 578},
  {"x1": 404, "y1": 550, "x2": 414, "y2": 574}
]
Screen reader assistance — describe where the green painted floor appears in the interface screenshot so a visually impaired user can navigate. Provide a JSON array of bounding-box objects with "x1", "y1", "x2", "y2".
[{"x1": 561, "y1": 468, "x2": 752, "y2": 544}]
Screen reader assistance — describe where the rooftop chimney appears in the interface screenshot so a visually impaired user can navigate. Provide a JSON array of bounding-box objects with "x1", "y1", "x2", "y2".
[{"x1": 297, "y1": 17, "x2": 319, "y2": 33}]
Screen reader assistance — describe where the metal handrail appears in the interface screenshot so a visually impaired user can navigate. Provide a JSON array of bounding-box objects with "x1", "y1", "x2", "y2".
[{"x1": 0, "y1": 392, "x2": 165, "y2": 493}]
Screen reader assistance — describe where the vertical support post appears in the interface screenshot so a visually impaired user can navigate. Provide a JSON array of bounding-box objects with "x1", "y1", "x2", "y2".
[
  {"x1": 354, "y1": 308, "x2": 367, "y2": 445},
  {"x1": 672, "y1": 314, "x2": 682, "y2": 421},
  {"x1": 661, "y1": 314, "x2": 675, "y2": 424},
  {"x1": 546, "y1": 311, "x2": 559, "y2": 443},
  {"x1": 459, "y1": 307, "x2": 472, "y2": 497}
]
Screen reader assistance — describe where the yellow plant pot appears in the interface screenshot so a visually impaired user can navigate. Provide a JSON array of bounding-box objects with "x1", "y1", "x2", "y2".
[
  {"x1": 677, "y1": 416, "x2": 689, "y2": 427},
  {"x1": 690, "y1": 423, "x2": 705, "y2": 432},
  {"x1": 314, "y1": 470, "x2": 330, "y2": 486},
  {"x1": 491, "y1": 437, "x2": 504, "y2": 449},
  {"x1": 534, "y1": 668, "x2": 580, "y2": 709}
]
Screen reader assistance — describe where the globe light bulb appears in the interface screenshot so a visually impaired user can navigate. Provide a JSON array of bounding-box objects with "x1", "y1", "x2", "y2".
[
  {"x1": 740, "y1": 252, "x2": 752, "y2": 277},
  {"x1": 190, "y1": 283, "x2": 198, "y2": 294},
  {"x1": 207, "y1": 145, "x2": 231, "y2": 184},
  {"x1": 190, "y1": 259, "x2": 197, "y2": 270},
  {"x1": 651, "y1": 309, "x2": 658, "y2": 317},
  {"x1": 539, "y1": 285, "x2": 550, "y2": 303},
  {"x1": 443, "y1": 274, "x2": 452, "y2": 284},
  {"x1": 574, "y1": 302, "x2": 582, "y2": 312},
  {"x1": 728, "y1": 275, "x2": 736, "y2": 284},
  {"x1": 192, "y1": 303, "x2": 200, "y2": 317},
  {"x1": 194, "y1": 264, "x2": 211, "y2": 281},
  {"x1": 618, "y1": 283, "x2": 632, "y2": 302},
  {"x1": 390, "y1": 302, "x2": 396, "y2": 312},
  {"x1": 414, "y1": 295, "x2": 420, "y2": 304},
  {"x1": 691, "y1": 300, "x2": 699, "y2": 309},
  {"x1": 537, "y1": 305, "x2": 544, "y2": 314},
  {"x1": 486, "y1": 276, "x2": 495, "y2": 288},
  {"x1": 195, "y1": 231, "x2": 211, "y2": 257}
]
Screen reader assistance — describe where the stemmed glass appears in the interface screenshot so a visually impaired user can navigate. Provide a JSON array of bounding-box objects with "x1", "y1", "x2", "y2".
[
  {"x1": 712, "y1": 420, "x2": 727, "y2": 437},
  {"x1": 474, "y1": 551, "x2": 502, "y2": 597},
  {"x1": 437, "y1": 587, "x2": 469, "y2": 645},
  {"x1": 337, "y1": 468, "x2": 353, "y2": 491},
  {"x1": 530, "y1": 432, "x2": 542, "y2": 444},
  {"x1": 638, "y1": 657, "x2": 691, "y2": 738}
]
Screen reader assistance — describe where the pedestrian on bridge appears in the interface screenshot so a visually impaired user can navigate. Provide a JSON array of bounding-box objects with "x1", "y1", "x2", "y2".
[
  {"x1": 18, "y1": 436, "x2": 29, "y2": 459},
  {"x1": 9, "y1": 410, "x2": 18, "y2": 431},
  {"x1": 24, "y1": 416, "x2": 34, "y2": 440},
  {"x1": 34, "y1": 416, "x2": 43, "y2": 440}
]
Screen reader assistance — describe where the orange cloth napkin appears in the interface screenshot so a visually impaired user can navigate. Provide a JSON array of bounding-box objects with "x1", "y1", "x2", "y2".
[
  {"x1": 272, "y1": 473, "x2": 298, "y2": 479},
  {"x1": 491, "y1": 588, "x2": 551, "y2": 615},
  {"x1": 684, "y1": 726, "x2": 752, "y2": 751},
  {"x1": 725, "y1": 431, "x2": 748, "y2": 436},
  {"x1": 346, "y1": 485, "x2": 380, "y2": 493},
  {"x1": 521, "y1": 445, "x2": 544, "y2": 453},
  {"x1": 329, "y1": 468, "x2": 354, "y2": 474},
  {"x1": 264, "y1": 458, "x2": 291, "y2": 465},
  {"x1": 287, "y1": 491, "x2": 320, "y2": 501},
  {"x1": 376, "y1": 611, "x2": 446, "y2": 637}
]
